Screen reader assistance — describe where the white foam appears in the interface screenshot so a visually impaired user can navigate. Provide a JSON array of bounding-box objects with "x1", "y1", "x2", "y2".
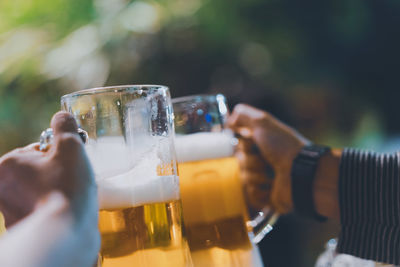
[
  {"x1": 85, "y1": 136, "x2": 180, "y2": 210},
  {"x1": 85, "y1": 137, "x2": 133, "y2": 180},
  {"x1": 97, "y1": 174, "x2": 180, "y2": 210},
  {"x1": 174, "y1": 132, "x2": 235, "y2": 163}
]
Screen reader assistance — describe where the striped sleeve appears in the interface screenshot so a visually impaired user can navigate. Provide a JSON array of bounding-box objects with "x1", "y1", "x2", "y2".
[{"x1": 337, "y1": 148, "x2": 400, "y2": 265}]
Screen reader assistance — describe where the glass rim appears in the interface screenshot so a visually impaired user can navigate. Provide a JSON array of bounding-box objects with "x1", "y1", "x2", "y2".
[
  {"x1": 172, "y1": 93, "x2": 226, "y2": 104},
  {"x1": 61, "y1": 84, "x2": 169, "y2": 100}
]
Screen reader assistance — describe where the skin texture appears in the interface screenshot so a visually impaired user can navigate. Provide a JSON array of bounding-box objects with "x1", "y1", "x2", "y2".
[
  {"x1": 228, "y1": 104, "x2": 341, "y2": 219},
  {"x1": 0, "y1": 112, "x2": 100, "y2": 267}
]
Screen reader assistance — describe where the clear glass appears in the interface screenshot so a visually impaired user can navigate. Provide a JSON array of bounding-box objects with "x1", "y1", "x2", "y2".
[
  {"x1": 61, "y1": 85, "x2": 192, "y2": 267},
  {"x1": 173, "y1": 94, "x2": 268, "y2": 267}
]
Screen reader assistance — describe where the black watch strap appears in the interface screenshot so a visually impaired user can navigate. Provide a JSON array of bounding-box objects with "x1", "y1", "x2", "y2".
[{"x1": 291, "y1": 144, "x2": 330, "y2": 222}]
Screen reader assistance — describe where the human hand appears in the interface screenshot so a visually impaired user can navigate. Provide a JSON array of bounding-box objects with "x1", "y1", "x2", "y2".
[
  {"x1": 235, "y1": 137, "x2": 273, "y2": 212},
  {"x1": 228, "y1": 104, "x2": 310, "y2": 214},
  {"x1": 0, "y1": 112, "x2": 94, "y2": 226},
  {"x1": 0, "y1": 111, "x2": 99, "y2": 267}
]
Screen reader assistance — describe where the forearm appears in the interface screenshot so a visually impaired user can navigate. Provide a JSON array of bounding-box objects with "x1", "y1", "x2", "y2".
[
  {"x1": 0, "y1": 192, "x2": 99, "y2": 267},
  {"x1": 0, "y1": 193, "x2": 73, "y2": 267},
  {"x1": 312, "y1": 148, "x2": 400, "y2": 264}
]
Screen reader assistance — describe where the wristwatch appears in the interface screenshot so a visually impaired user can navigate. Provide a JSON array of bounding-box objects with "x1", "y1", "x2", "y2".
[{"x1": 291, "y1": 144, "x2": 330, "y2": 222}]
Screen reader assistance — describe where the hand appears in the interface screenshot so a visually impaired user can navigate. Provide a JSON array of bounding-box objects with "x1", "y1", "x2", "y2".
[
  {"x1": 0, "y1": 112, "x2": 94, "y2": 226},
  {"x1": 235, "y1": 137, "x2": 273, "y2": 212},
  {"x1": 0, "y1": 112, "x2": 99, "y2": 267},
  {"x1": 228, "y1": 104, "x2": 310, "y2": 214}
]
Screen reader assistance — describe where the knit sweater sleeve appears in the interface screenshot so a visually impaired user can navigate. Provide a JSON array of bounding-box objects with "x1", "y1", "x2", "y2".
[{"x1": 337, "y1": 148, "x2": 400, "y2": 265}]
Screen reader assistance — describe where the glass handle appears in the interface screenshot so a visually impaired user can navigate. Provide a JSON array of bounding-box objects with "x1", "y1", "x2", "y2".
[
  {"x1": 248, "y1": 208, "x2": 279, "y2": 244},
  {"x1": 39, "y1": 127, "x2": 88, "y2": 151},
  {"x1": 232, "y1": 134, "x2": 279, "y2": 243}
]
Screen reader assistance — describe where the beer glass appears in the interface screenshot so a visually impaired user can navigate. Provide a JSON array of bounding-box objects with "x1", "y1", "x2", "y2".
[
  {"x1": 173, "y1": 94, "x2": 276, "y2": 267},
  {"x1": 61, "y1": 85, "x2": 192, "y2": 267}
]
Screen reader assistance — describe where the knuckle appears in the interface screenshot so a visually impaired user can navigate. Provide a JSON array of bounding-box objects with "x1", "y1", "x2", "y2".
[
  {"x1": 233, "y1": 103, "x2": 246, "y2": 114},
  {"x1": 58, "y1": 133, "x2": 82, "y2": 149},
  {"x1": 52, "y1": 111, "x2": 74, "y2": 122},
  {"x1": 253, "y1": 112, "x2": 269, "y2": 124}
]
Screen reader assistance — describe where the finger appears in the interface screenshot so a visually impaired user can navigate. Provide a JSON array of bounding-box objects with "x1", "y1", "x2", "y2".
[
  {"x1": 227, "y1": 104, "x2": 268, "y2": 131},
  {"x1": 17, "y1": 143, "x2": 43, "y2": 156},
  {"x1": 49, "y1": 112, "x2": 82, "y2": 156},
  {"x1": 46, "y1": 132, "x2": 92, "y2": 207},
  {"x1": 246, "y1": 185, "x2": 270, "y2": 201},
  {"x1": 236, "y1": 151, "x2": 267, "y2": 171},
  {"x1": 51, "y1": 133, "x2": 83, "y2": 159},
  {"x1": 20, "y1": 143, "x2": 41, "y2": 152},
  {"x1": 0, "y1": 143, "x2": 44, "y2": 163},
  {"x1": 241, "y1": 170, "x2": 273, "y2": 184},
  {"x1": 50, "y1": 111, "x2": 78, "y2": 135},
  {"x1": 236, "y1": 149, "x2": 275, "y2": 178},
  {"x1": 237, "y1": 138, "x2": 260, "y2": 154},
  {"x1": 0, "y1": 162, "x2": 44, "y2": 227},
  {"x1": 245, "y1": 184, "x2": 270, "y2": 210}
]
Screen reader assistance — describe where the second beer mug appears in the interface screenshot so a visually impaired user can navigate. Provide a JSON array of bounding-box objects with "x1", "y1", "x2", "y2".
[
  {"x1": 173, "y1": 94, "x2": 274, "y2": 267},
  {"x1": 61, "y1": 85, "x2": 192, "y2": 267}
]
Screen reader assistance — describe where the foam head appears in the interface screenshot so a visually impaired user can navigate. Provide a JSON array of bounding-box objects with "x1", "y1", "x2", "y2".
[
  {"x1": 174, "y1": 132, "x2": 235, "y2": 163},
  {"x1": 85, "y1": 136, "x2": 180, "y2": 210},
  {"x1": 96, "y1": 174, "x2": 180, "y2": 210}
]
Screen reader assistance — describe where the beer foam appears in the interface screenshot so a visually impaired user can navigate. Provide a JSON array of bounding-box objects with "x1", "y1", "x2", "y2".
[
  {"x1": 85, "y1": 136, "x2": 180, "y2": 210},
  {"x1": 174, "y1": 132, "x2": 235, "y2": 163},
  {"x1": 97, "y1": 174, "x2": 180, "y2": 210},
  {"x1": 85, "y1": 137, "x2": 133, "y2": 180}
]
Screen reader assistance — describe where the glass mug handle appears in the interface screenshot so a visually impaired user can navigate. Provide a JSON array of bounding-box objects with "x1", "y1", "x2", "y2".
[
  {"x1": 232, "y1": 134, "x2": 280, "y2": 244},
  {"x1": 248, "y1": 207, "x2": 279, "y2": 244},
  {"x1": 39, "y1": 128, "x2": 89, "y2": 151}
]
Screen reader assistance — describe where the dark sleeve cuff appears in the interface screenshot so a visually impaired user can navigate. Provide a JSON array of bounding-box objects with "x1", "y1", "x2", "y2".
[{"x1": 337, "y1": 148, "x2": 400, "y2": 265}]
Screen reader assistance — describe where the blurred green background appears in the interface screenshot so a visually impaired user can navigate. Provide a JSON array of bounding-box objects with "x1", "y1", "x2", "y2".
[{"x1": 1, "y1": 0, "x2": 400, "y2": 266}]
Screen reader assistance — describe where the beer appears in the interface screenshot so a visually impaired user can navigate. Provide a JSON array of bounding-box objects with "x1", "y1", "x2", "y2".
[
  {"x1": 175, "y1": 132, "x2": 263, "y2": 267},
  {"x1": 99, "y1": 201, "x2": 189, "y2": 266},
  {"x1": 0, "y1": 213, "x2": 5, "y2": 236},
  {"x1": 86, "y1": 137, "x2": 192, "y2": 267}
]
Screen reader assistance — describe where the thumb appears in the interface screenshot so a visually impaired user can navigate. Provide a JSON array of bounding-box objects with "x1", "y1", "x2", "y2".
[
  {"x1": 49, "y1": 111, "x2": 83, "y2": 157},
  {"x1": 227, "y1": 104, "x2": 269, "y2": 136},
  {"x1": 50, "y1": 111, "x2": 78, "y2": 135}
]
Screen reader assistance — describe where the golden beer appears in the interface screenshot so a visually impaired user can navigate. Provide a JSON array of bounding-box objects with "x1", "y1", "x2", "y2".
[
  {"x1": 85, "y1": 137, "x2": 192, "y2": 267},
  {"x1": 176, "y1": 132, "x2": 263, "y2": 267},
  {"x1": 99, "y1": 200, "x2": 190, "y2": 267},
  {"x1": 0, "y1": 213, "x2": 5, "y2": 236},
  {"x1": 179, "y1": 157, "x2": 250, "y2": 250}
]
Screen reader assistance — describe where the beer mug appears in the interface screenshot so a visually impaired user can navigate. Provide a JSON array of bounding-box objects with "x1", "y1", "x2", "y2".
[
  {"x1": 61, "y1": 85, "x2": 192, "y2": 267},
  {"x1": 173, "y1": 94, "x2": 277, "y2": 267}
]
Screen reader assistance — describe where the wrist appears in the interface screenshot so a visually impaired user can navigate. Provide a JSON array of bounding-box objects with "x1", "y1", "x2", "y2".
[
  {"x1": 291, "y1": 144, "x2": 331, "y2": 221},
  {"x1": 272, "y1": 140, "x2": 309, "y2": 214},
  {"x1": 313, "y1": 148, "x2": 341, "y2": 220}
]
